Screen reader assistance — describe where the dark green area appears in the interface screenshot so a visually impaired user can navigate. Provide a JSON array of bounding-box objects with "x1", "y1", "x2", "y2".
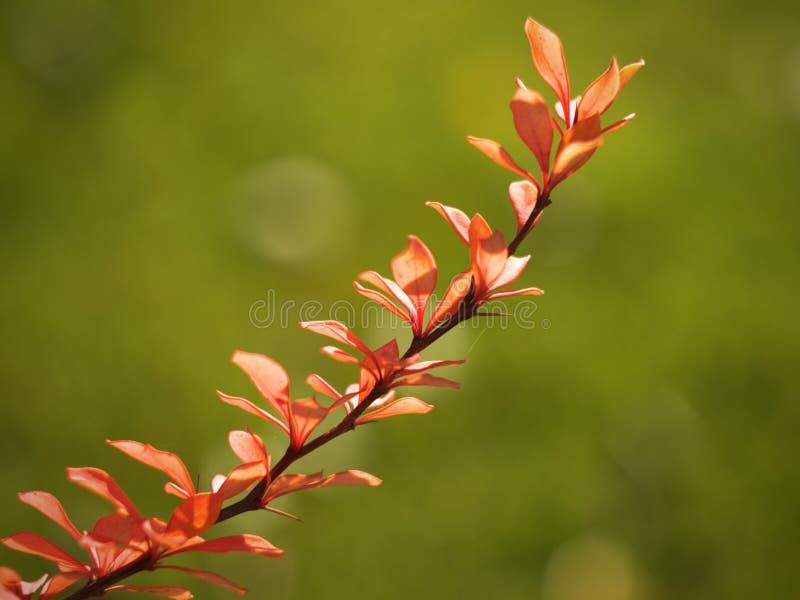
[{"x1": 1, "y1": 1, "x2": 798, "y2": 598}]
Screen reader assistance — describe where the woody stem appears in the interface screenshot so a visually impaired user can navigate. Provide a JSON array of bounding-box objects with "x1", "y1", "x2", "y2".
[{"x1": 508, "y1": 194, "x2": 550, "y2": 255}]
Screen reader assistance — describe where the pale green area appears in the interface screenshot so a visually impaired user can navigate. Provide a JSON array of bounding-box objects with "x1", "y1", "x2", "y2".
[{"x1": 1, "y1": 1, "x2": 799, "y2": 598}]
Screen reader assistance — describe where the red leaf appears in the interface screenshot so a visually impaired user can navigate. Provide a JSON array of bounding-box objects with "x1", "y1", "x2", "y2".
[
  {"x1": 164, "y1": 534, "x2": 283, "y2": 558},
  {"x1": 164, "y1": 493, "x2": 222, "y2": 541},
  {"x1": 357, "y1": 272, "x2": 416, "y2": 317},
  {"x1": 106, "y1": 441, "x2": 195, "y2": 497},
  {"x1": 290, "y1": 396, "x2": 329, "y2": 448},
  {"x1": 231, "y1": 351, "x2": 291, "y2": 423},
  {"x1": 263, "y1": 472, "x2": 323, "y2": 502},
  {"x1": 299, "y1": 321, "x2": 372, "y2": 355},
  {"x1": 390, "y1": 236, "x2": 437, "y2": 331},
  {"x1": 320, "y1": 345, "x2": 361, "y2": 365},
  {"x1": 487, "y1": 287, "x2": 545, "y2": 300},
  {"x1": 549, "y1": 115, "x2": 604, "y2": 189},
  {"x1": 227, "y1": 430, "x2": 269, "y2": 466},
  {"x1": 510, "y1": 84, "x2": 554, "y2": 182},
  {"x1": 86, "y1": 513, "x2": 136, "y2": 547},
  {"x1": 156, "y1": 566, "x2": 246, "y2": 595},
  {"x1": 466, "y1": 136, "x2": 535, "y2": 183},
  {"x1": 525, "y1": 18, "x2": 571, "y2": 126},
  {"x1": 393, "y1": 373, "x2": 460, "y2": 389},
  {"x1": 39, "y1": 573, "x2": 83, "y2": 599},
  {"x1": 0, "y1": 568, "x2": 21, "y2": 588},
  {"x1": 490, "y1": 255, "x2": 530, "y2": 290},
  {"x1": 426, "y1": 271, "x2": 472, "y2": 333},
  {"x1": 508, "y1": 181, "x2": 539, "y2": 234},
  {"x1": 356, "y1": 397, "x2": 434, "y2": 424},
  {"x1": 577, "y1": 56, "x2": 620, "y2": 120},
  {"x1": 213, "y1": 461, "x2": 266, "y2": 501},
  {"x1": 66, "y1": 468, "x2": 140, "y2": 519},
  {"x1": 1, "y1": 532, "x2": 85, "y2": 572},
  {"x1": 469, "y1": 215, "x2": 507, "y2": 294},
  {"x1": 216, "y1": 390, "x2": 289, "y2": 434},
  {"x1": 396, "y1": 359, "x2": 466, "y2": 376},
  {"x1": 305, "y1": 374, "x2": 340, "y2": 400},
  {"x1": 317, "y1": 470, "x2": 382, "y2": 488},
  {"x1": 0, "y1": 568, "x2": 48, "y2": 600},
  {"x1": 353, "y1": 281, "x2": 412, "y2": 325},
  {"x1": 425, "y1": 202, "x2": 471, "y2": 245},
  {"x1": 104, "y1": 585, "x2": 193, "y2": 599},
  {"x1": 18, "y1": 491, "x2": 81, "y2": 542}
]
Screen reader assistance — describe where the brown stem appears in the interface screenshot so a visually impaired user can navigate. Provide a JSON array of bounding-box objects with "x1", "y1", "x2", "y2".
[
  {"x1": 61, "y1": 198, "x2": 550, "y2": 599},
  {"x1": 60, "y1": 556, "x2": 151, "y2": 600},
  {"x1": 508, "y1": 194, "x2": 550, "y2": 255}
]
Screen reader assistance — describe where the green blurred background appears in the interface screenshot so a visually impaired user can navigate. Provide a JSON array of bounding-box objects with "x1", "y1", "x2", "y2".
[{"x1": 1, "y1": 1, "x2": 799, "y2": 598}]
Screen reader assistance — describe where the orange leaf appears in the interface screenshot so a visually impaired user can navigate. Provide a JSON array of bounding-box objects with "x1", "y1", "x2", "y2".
[
  {"x1": 357, "y1": 271, "x2": 415, "y2": 317},
  {"x1": 619, "y1": 58, "x2": 645, "y2": 90},
  {"x1": 18, "y1": 491, "x2": 81, "y2": 542},
  {"x1": 487, "y1": 287, "x2": 544, "y2": 300},
  {"x1": 0, "y1": 567, "x2": 22, "y2": 588},
  {"x1": 426, "y1": 271, "x2": 472, "y2": 333},
  {"x1": 227, "y1": 430, "x2": 269, "y2": 466},
  {"x1": 396, "y1": 358, "x2": 466, "y2": 376},
  {"x1": 425, "y1": 202, "x2": 471, "y2": 244},
  {"x1": 106, "y1": 441, "x2": 195, "y2": 497},
  {"x1": 549, "y1": 115, "x2": 604, "y2": 189},
  {"x1": 577, "y1": 56, "x2": 620, "y2": 121},
  {"x1": 263, "y1": 473, "x2": 324, "y2": 502},
  {"x1": 164, "y1": 493, "x2": 222, "y2": 541},
  {"x1": 264, "y1": 469, "x2": 382, "y2": 503},
  {"x1": 469, "y1": 215, "x2": 507, "y2": 293},
  {"x1": 104, "y1": 585, "x2": 193, "y2": 600},
  {"x1": 353, "y1": 281, "x2": 411, "y2": 325},
  {"x1": 85, "y1": 513, "x2": 136, "y2": 548},
  {"x1": 0, "y1": 567, "x2": 22, "y2": 598},
  {"x1": 290, "y1": 396, "x2": 329, "y2": 448},
  {"x1": 393, "y1": 373, "x2": 460, "y2": 389},
  {"x1": 164, "y1": 534, "x2": 283, "y2": 558},
  {"x1": 213, "y1": 462, "x2": 266, "y2": 501},
  {"x1": 550, "y1": 139, "x2": 602, "y2": 189},
  {"x1": 602, "y1": 113, "x2": 636, "y2": 135},
  {"x1": 299, "y1": 321, "x2": 372, "y2": 355},
  {"x1": 425, "y1": 202, "x2": 469, "y2": 245},
  {"x1": 66, "y1": 468, "x2": 140, "y2": 519},
  {"x1": 39, "y1": 573, "x2": 83, "y2": 600},
  {"x1": 356, "y1": 397, "x2": 434, "y2": 424},
  {"x1": 1, "y1": 533, "x2": 85, "y2": 572},
  {"x1": 525, "y1": 18, "x2": 571, "y2": 125},
  {"x1": 466, "y1": 136, "x2": 536, "y2": 183},
  {"x1": 0, "y1": 568, "x2": 48, "y2": 600},
  {"x1": 156, "y1": 566, "x2": 245, "y2": 596},
  {"x1": 216, "y1": 391, "x2": 289, "y2": 434},
  {"x1": 320, "y1": 345, "x2": 361, "y2": 365},
  {"x1": 390, "y1": 235, "x2": 437, "y2": 331},
  {"x1": 490, "y1": 255, "x2": 530, "y2": 290},
  {"x1": 317, "y1": 470, "x2": 382, "y2": 488},
  {"x1": 305, "y1": 374, "x2": 340, "y2": 400},
  {"x1": 508, "y1": 181, "x2": 538, "y2": 234},
  {"x1": 231, "y1": 351, "x2": 291, "y2": 422},
  {"x1": 510, "y1": 84, "x2": 553, "y2": 181}
]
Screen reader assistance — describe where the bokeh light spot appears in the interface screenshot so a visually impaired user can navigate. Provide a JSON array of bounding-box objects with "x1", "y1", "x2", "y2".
[{"x1": 235, "y1": 156, "x2": 355, "y2": 263}]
